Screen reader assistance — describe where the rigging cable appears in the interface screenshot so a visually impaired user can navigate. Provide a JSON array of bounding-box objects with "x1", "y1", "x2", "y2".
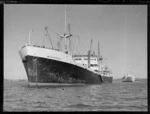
[{"x1": 45, "y1": 26, "x2": 54, "y2": 49}]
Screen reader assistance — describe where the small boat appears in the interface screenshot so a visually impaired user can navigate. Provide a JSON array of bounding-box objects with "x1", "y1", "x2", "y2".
[{"x1": 122, "y1": 74, "x2": 135, "y2": 82}]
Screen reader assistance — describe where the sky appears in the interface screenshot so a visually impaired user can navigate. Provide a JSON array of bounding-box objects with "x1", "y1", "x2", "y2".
[{"x1": 4, "y1": 4, "x2": 147, "y2": 80}]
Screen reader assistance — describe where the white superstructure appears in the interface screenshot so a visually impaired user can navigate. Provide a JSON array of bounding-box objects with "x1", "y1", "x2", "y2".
[
  {"x1": 74, "y1": 54, "x2": 99, "y2": 71},
  {"x1": 122, "y1": 74, "x2": 135, "y2": 82}
]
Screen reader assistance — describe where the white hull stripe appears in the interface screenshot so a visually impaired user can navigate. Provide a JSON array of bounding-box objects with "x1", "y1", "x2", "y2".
[{"x1": 19, "y1": 45, "x2": 98, "y2": 75}]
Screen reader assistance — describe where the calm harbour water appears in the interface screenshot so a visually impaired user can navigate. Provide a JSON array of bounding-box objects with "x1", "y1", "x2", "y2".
[{"x1": 4, "y1": 79, "x2": 147, "y2": 111}]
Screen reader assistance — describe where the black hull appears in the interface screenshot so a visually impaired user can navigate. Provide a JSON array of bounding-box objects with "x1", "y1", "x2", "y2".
[{"x1": 23, "y1": 56, "x2": 113, "y2": 84}]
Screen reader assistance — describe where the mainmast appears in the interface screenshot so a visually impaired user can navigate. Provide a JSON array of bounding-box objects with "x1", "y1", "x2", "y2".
[
  {"x1": 63, "y1": 5, "x2": 72, "y2": 54},
  {"x1": 65, "y1": 5, "x2": 67, "y2": 34},
  {"x1": 44, "y1": 5, "x2": 72, "y2": 53},
  {"x1": 53, "y1": 5, "x2": 72, "y2": 54},
  {"x1": 64, "y1": 5, "x2": 68, "y2": 53}
]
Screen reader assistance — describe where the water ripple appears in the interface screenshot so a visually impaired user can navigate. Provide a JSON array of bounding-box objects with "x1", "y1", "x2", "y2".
[{"x1": 4, "y1": 80, "x2": 147, "y2": 111}]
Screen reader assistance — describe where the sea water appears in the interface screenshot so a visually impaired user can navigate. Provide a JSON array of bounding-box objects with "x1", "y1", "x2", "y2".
[{"x1": 3, "y1": 79, "x2": 147, "y2": 111}]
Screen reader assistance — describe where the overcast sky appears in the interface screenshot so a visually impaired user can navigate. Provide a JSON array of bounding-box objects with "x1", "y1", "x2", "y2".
[{"x1": 4, "y1": 4, "x2": 147, "y2": 79}]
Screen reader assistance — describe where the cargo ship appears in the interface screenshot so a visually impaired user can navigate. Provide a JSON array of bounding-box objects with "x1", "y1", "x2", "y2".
[{"x1": 19, "y1": 5, "x2": 113, "y2": 86}]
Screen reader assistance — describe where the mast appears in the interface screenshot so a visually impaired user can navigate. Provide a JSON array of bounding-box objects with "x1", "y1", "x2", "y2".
[
  {"x1": 64, "y1": 5, "x2": 67, "y2": 53},
  {"x1": 28, "y1": 28, "x2": 33, "y2": 45},
  {"x1": 88, "y1": 39, "x2": 93, "y2": 68},
  {"x1": 65, "y1": 5, "x2": 67, "y2": 34},
  {"x1": 57, "y1": 37, "x2": 61, "y2": 51},
  {"x1": 73, "y1": 35, "x2": 79, "y2": 57},
  {"x1": 64, "y1": 5, "x2": 72, "y2": 54},
  {"x1": 98, "y1": 42, "x2": 101, "y2": 71},
  {"x1": 68, "y1": 23, "x2": 72, "y2": 53}
]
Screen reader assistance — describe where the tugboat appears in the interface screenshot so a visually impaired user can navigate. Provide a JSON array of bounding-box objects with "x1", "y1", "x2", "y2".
[{"x1": 19, "y1": 5, "x2": 113, "y2": 86}]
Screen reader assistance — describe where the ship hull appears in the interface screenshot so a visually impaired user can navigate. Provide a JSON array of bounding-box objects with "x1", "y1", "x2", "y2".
[{"x1": 22, "y1": 55, "x2": 113, "y2": 85}]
